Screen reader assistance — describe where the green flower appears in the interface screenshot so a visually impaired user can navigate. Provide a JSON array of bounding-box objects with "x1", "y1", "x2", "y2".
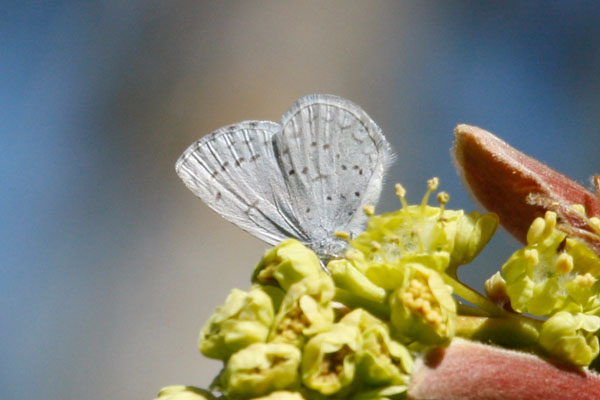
[
  {"x1": 269, "y1": 275, "x2": 335, "y2": 346},
  {"x1": 389, "y1": 263, "x2": 456, "y2": 344},
  {"x1": 199, "y1": 286, "x2": 277, "y2": 360},
  {"x1": 327, "y1": 258, "x2": 386, "y2": 303},
  {"x1": 249, "y1": 391, "x2": 306, "y2": 400},
  {"x1": 253, "y1": 239, "x2": 323, "y2": 291},
  {"x1": 155, "y1": 386, "x2": 215, "y2": 400},
  {"x1": 539, "y1": 311, "x2": 600, "y2": 366},
  {"x1": 356, "y1": 252, "x2": 449, "y2": 291},
  {"x1": 221, "y1": 342, "x2": 301, "y2": 398},
  {"x1": 351, "y1": 385, "x2": 408, "y2": 400},
  {"x1": 449, "y1": 210, "x2": 498, "y2": 272},
  {"x1": 502, "y1": 211, "x2": 600, "y2": 316},
  {"x1": 340, "y1": 309, "x2": 412, "y2": 386},
  {"x1": 301, "y1": 323, "x2": 361, "y2": 396},
  {"x1": 349, "y1": 179, "x2": 497, "y2": 275}
]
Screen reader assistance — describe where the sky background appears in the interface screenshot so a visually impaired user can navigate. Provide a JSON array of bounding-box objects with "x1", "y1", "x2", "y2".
[{"x1": 3, "y1": 1, "x2": 600, "y2": 399}]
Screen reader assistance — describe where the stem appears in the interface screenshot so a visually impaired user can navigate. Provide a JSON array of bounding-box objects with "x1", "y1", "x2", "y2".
[
  {"x1": 456, "y1": 315, "x2": 542, "y2": 348},
  {"x1": 443, "y1": 274, "x2": 506, "y2": 317}
]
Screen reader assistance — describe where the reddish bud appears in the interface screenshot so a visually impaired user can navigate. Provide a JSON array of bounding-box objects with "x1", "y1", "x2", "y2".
[
  {"x1": 453, "y1": 125, "x2": 600, "y2": 252},
  {"x1": 408, "y1": 338, "x2": 600, "y2": 400}
]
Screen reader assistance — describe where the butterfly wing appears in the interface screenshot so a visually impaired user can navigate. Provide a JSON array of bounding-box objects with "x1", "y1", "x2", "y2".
[
  {"x1": 175, "y1": 121, "x2": 308, "y2": 245},
  {"x1": 275, "y1": 94, "x2": 394, "y2": 256}
]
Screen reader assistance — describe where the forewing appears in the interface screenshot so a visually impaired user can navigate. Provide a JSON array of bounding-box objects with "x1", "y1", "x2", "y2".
[
  {"x1": 175, "y1": 121, "x2": 306, "y2": 245},
  {"x1": 275, "y1": 94, "x2": 393, "y2": 250}
]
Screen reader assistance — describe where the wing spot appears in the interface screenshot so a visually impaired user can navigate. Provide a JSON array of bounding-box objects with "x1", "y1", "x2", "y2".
[
  {"x1": 311, "y1": 141, "x2": 317, "y2": 147},
  {"x1": 359, "y1": 169, "x2": 363, "y2": 175},
  {"x1": 250, "y1": 154, "x2": 260, "y2": 162},
  {"x1": 336, "y1": 153, "x2": 341, "y2": 159},
  {"x1": 302, "y1": 167, "x2": 308, "y2": 174},
  {"x1": 216, "y1": 192, "x2": 222, "y2": 200},
  {"x1": 341, "y1": 165, "x2": 347, "y2": 170},
  {"x1": 355, "y1": 191, "x2": 360, "y2": 197},
  {"x1": 211, "y1": 170, "x2": 219, "y2": 179},
  {"x1": 306, "y1": 207, "x2": 311, "y2": 213},
  {"x1": 235, "y1": 157, "x2": 245, "y2": 167},
  {"x1": 221, "y1": 161, "x2": 230, "y2": 171},
  {"x1": 340, "y1": 194, "x2": 347, "y2": 200},
  {"x1": 323, "y1": 143, "x2": 330, "y2": 150},
  {"x1": 348, "y1": 210, "x2": 354, "y2": 216},
  {"x1": 327, "y1": 196, "x2": 332, "y2": 201},
  {"x1": 353, "y1": 165, "x2": 359, "y2": 170},
  {"x1": 289, "y1": 169, "x2": 295, "y2": 175},
  {"x1": 249, "y1": 122, "x2": 258, "y2": 127}
]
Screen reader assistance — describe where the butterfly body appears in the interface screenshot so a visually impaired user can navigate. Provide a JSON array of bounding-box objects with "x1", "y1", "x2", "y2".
[{"x1": 176, "y1": 94, "x2": 393, "y2": 260}]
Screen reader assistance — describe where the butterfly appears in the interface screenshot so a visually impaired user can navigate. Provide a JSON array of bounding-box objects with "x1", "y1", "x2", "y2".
[{"x1": 175, "y1": 94, "x2": 393, "y2": 260}]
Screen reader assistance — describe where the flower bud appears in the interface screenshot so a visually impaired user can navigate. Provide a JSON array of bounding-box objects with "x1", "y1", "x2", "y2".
[
  {"x1": 249, "y1": 391, "x2": 306, "y2": 400},
  {"x1": 389, "y1": 264, "x2": 456, "y2": 344},
  {"x1": 301, "y1": 323, "x2": 361, "y2": 395},
  {"x1": 351, "y1": 385, "x2": 408, "y2": 400},
  {"x1": 539, "y1": 311, "x2": 600, "y2": 366},
  {"x1": 269, "y1": 275, "x2": 335, "y2": 346},
  {"x1": 340, "y1": 310, "x2": 412, "y2": 386},
  {"x1": 327, "y1": 259, "x2": 386, "y2": 303},
  {"x1": 155, "y1": 386, "x2": 215, "y2": 400},
  {"x1": 449, "y1": 210, "x2": 498, "y2": 270},
  {"x1": 199, "y1": 286, "x2": 275, "y2": 360},
  {"x1": 221, "y1": 343, "x2": 301, "y2": 398},
  {"x1": 253, "y1": 239, "x2": 323, "y2": 291}
]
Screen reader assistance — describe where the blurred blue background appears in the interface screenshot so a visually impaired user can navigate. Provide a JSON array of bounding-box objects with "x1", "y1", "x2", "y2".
[{"x1": 3, "y1": 1, "x2": 600, "y2": 399}]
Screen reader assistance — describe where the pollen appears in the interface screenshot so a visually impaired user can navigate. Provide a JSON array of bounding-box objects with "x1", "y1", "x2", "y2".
[
  {"x1": 543, "y1": 211, "x2": 557, "y2": 234},
  {"x1": 395, "y1": 183, "x2": 406, "y2": 198},
  {"x1": 527, "y1": 217, "x2": 547, "y2": 245},
  {"x1": 402, "y1": 277, "x2": 445, "y2": 331},
  {"x1": 362, "y1": 204, "x2": 375, "y2": 216},
  {"x1": 427, "y1": 177, "x2": 439, "y2": 191},
  {"x1": 437, "y1": 191, "x2": 450, "y2": 205},
  {"x1": 334, "y1": 230, "x2": 350, "y2": 240},
  {"x1": 388, "y1": 235, "x2": 401, "y2": 244},
  {"x1": 345, "y1": 249, "x2": 361, "y2": 261},
  {"x1": 524, "y1": 248, "x2": 539, "y2": 265},
  {"x1": 554, "y1": 252, "x2": 574, "y2": 274},
  {"x1": 574, "y1": 272, "x2": 596, "y2": 288},
  {"x1": 370, "y1": 241, "x2": 382, "y2": 251},
  {"x1": 571, "y1": 203, "x2": 586, "y2": 216}
]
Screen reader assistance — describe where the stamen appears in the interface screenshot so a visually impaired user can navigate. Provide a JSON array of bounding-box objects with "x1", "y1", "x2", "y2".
[
  {"x1": 427, "y1": 177, "x2": 439, "y2": 191},
  {"x1": 345, "y1": 249, "x2": 361, "y2": 261},
  {"x1": 554, "y1": 252, "x2": 573, "y2": 274},
  {"x1": 524, "y1": 248, "x2": 539, "y2": 265},
  {"x1": 527, "y1": 217, "x2": 546, "y2": 245},
  {"x1": 421, "y1": 177, "x2": 439, "y2": 209},
  {"x1": 437, "y1": 191, "x2": 449, "y2": 216},
  {"x1": 362, "y1": 204, "x2": 375, "y2": 216},
  {"x1": 571, "y1": 204, "x2": 586, "y2": 216},
  {"x1": 395, "y1": 183, "x2": 409, "y2": 209},
  {"x1": 334, "y1": 230, "x2": 350, "y2": 240}
]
